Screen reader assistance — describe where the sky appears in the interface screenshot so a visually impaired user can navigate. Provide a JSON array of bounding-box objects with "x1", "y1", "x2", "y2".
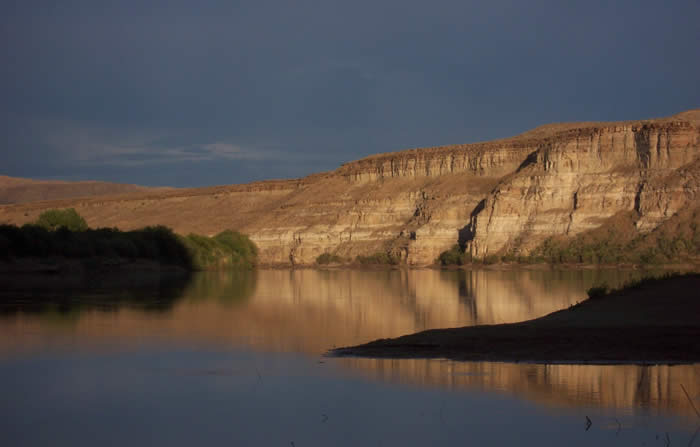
[{"x1": 1, "y1": 0, "x2": 699, "y2": 187}]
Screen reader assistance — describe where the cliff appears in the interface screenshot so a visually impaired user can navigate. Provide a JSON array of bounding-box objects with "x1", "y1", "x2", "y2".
[{"x1": 1, "y1": 109, "x2": 698, "y2": 265}]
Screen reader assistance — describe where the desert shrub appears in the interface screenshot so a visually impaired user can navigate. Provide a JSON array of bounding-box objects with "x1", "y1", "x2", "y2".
[
  {"x1": 138, "y1": 226, "x2": 191, "y2": 265},
  {"x1": 482, "y1": 254, "x2": 501, "y2": 265},
  {"x1": 501, "y1": 253, "x2": 518, "y2": 263},
  {"x1": 355, "y1": 252, "x2": 399, "y2": 265},
  {"x1": 15, "y1": 224, "x2": 53, "y2": 256},
  {"x1": 109, "y1": 237, "x2": 139, "y2": 259},
  {"x1": 316, "y1": 253, "x2": 343, "y2": 264},
  {"x1": 35, "y1": 208, "x2": 88, "y2": 232},
  {"x1": 586, "y1": 285, "x2": 609, "y2": 300},
  {"x1": 639, "y1": 247, "x2": 664, "y2": 265},
  {"x1": 180, "y1": 231, "x2": 257, "y2": 270},
  {"x1": 0, "y1": 232, "x2": 9, "y2": 257},
  {"x1": 214, "y1": 230, "x2": 257, "y2": 260},
  {"x1": 530, "y1": 234, "x2": 630, "y2": 265},
  {"x1": 438, "y1": 244, "x2": 471, "y2": 265},
  {"x1": 181, "y1": 234, "x2": 218, "y2": 269}
]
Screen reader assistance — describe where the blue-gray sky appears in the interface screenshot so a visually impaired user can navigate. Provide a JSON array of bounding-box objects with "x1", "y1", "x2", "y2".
[{"x1": 2, "y1": 0, "x2": 699, "y2": 187}]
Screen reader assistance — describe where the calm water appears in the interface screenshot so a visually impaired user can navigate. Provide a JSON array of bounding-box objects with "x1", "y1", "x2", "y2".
[{"x1": 1, "y1": 268, "x2": 698, "y2": 446}]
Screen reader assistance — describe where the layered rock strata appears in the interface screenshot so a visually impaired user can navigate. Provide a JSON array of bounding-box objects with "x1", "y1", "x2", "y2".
[{"x1": 1, "y1": 110, "x2": 698, "y2": 265}]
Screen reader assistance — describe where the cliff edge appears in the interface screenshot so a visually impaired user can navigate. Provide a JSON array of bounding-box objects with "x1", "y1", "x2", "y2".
[{"x1": 1, "y1": 109, "x2": 698, "y2": 265}]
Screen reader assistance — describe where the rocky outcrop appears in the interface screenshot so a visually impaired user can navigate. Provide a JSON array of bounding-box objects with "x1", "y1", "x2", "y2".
[
  {"x1": 468, "y1": 118, "x2": 700, "y2": 257},
  {"x1": 1, "y1": 110, "x2": 698, "y2": 265}
]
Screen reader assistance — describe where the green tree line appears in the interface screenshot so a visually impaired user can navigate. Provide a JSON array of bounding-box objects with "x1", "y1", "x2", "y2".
[{"x1": 0, "y1": 208, "x2": 257, "y2": 270}]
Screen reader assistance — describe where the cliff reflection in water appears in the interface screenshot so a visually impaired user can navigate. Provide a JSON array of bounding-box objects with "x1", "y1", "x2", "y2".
[
  {"x1": 0, "y1": 268, "x2": 653, "y2": 353},
  {"x1": 340, "y1": 358, "x2": 700, "y2": 422},
  {"x1": 2, "y1": 268, "x2": 696, "y2": 419}
]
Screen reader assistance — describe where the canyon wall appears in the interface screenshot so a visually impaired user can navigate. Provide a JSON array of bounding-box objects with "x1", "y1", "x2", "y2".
[
  {"x1": 1, "y1": 110, "x2": 698, "y2": 265},
  {"x1": 469, "y1": 118, "x2": 700, "y2": 257}
]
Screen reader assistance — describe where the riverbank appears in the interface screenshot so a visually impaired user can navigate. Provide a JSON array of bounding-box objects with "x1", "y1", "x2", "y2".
[
  {"x1": 0, "y1": 215, "x2": 258, "y2": 274},
  {"x1": 331, "y1": 273, "x2": 700, "y2": 364}
]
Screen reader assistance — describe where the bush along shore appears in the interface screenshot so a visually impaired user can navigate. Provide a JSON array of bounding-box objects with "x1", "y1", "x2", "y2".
[
  {"x1": 0, "y1": 208, "x2": 257, "y2": 273},
  {"x1": 315, "y1": 251, "x2": 401, "y2": 267}
]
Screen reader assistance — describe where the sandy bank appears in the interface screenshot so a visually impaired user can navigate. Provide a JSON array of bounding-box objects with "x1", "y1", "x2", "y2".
[{"x1": 331, "y1": 274, "x2": 700, "y2": 364}]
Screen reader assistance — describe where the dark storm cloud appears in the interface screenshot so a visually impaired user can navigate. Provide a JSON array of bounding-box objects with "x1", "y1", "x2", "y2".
[{"x1": 1, "y1": 0, "x2": 699, "y2": 186}]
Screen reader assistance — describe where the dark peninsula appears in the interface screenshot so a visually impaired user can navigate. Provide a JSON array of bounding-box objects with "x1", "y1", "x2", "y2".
[{"x1": 331, "y1": 273, "x2": 700, "y2": 364}]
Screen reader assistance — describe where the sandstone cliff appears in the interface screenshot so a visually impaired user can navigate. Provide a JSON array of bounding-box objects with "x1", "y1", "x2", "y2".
[{"x1": 1, "y1": 110, "x2": 698, "y2": 265}]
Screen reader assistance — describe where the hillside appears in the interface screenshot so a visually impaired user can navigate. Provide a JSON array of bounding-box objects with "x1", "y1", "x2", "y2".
[
  {"x1": 0, "y1": 109, "x2": 698, "y2": 266},
  {"x1": 0, "y1": 175, "x2": 170, "y2": 205}
]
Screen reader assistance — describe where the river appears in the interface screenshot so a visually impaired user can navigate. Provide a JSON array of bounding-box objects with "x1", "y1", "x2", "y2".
[{"x1": 1, "y1": 268, "x2": 698, "y2": 446}]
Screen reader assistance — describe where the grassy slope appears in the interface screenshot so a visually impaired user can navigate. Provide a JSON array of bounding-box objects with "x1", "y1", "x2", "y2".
[
  {"x1": 527, "y1": 206, "x2": 700, "y2": 265},
  {"x1": 0, "y1": 175, "x2": 168, "y2": 205},
  {"x1": 438, "y1": 205, "x2": 700, "y2": 266}
]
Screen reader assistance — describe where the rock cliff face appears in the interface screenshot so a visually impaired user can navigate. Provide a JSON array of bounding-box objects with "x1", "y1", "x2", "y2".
[
  {"x1": 1, "y1": 110, "x2": 698, "y2": 265},
  {"x1": 469, "y1": 118, "x2": 700, "y2": 257}
]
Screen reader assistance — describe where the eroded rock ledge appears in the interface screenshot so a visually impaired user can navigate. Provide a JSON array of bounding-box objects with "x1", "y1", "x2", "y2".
[{"x1": 1, "y1": 110, "x2": 698, "y2": 266}]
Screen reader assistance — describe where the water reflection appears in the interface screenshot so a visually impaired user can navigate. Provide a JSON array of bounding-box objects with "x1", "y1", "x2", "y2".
[
  {"x1": 0, "y1": 268, "x2": 659, "y2": 354},
  {"x1": 1, "y1": 267, "x2": 696, "y2": 421},
  {"x1": 0, "y1": 271, "x2": 194, "y2": 317},
  {"x1": 338, "y1": 358, "x2": 700, "y2": 422}
]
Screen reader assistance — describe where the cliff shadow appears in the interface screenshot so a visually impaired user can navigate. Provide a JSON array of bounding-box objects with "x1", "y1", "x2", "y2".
[
  {"x1": 457, "y1": 199, "x2": 485, "y2": 249},
  {"x1": 516, "y1": 150, "x2": 539, "y2": 172}
]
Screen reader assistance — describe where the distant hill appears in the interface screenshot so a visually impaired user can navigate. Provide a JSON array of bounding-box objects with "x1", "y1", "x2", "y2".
[
  {"x1": 0, "y1": 175, "x2": 171, "y2": 205},
  {"x1": 1, "y1": 108, "x2": 698, "y2": 266}
]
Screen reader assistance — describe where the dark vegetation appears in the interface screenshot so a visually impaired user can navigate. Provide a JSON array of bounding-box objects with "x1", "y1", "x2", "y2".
[
  {"x1": 437, "y1": 244, "x2": 471, "y2": 266},
  {"x1": 438, "y1": 210, "x2": 700, "y2": 266},
  {"x1": 0, "y1": 209, "x2": 257, "y2": 271},
  {"x1": 0, "y1": 273, "x2": 193, "y2": 317},
  {"x1": 585, "y1": 272, "x2": 685, "y2": 301},
  {"x1": 180, "y1": 230, "x2": 257, "y2": 269},
  {"x1": 315, "y1": 253, "x2": 344, "y2": 265},
  {"x1": 315, "y1": 251, "x2": 400, "y2": 266},
  {"x1": 354, "y1": 252, "x2": 399, "y2": 265},
  {"x1": 585, "y1": 285, "x2": 609, "y2": 300},
  {"x1": 0, "y1": 270, "x2": 259, "y2": 320},
  {"x1": 35, "y1": 208, "x2": 88, "y2": 232}
]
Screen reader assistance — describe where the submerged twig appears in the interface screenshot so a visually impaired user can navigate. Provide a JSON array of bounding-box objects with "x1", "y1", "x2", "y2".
[
  {"x1": 681, "y1": 384, "x2": 700, "y2": 420},
  {"x1": 585, "y1": 416, "x2": 592, "y2": 431},
  {"x1": 613, "y1": 417, "x2": 621, "y2": 436},
  {"x1": 689, "y1": 426, "x2": 699, "y2": 447}
]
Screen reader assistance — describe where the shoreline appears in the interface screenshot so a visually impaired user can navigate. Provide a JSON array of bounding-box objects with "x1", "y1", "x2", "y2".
[
  {"x1": 1, "y1": 258, "x2": 697, "y2": 278},
  {"x1": 330, "y1": 273, "x2": 700, "y2": 364},
  {"x1": 266, "y1": 262, "x2": 699, "y2": 272}
]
